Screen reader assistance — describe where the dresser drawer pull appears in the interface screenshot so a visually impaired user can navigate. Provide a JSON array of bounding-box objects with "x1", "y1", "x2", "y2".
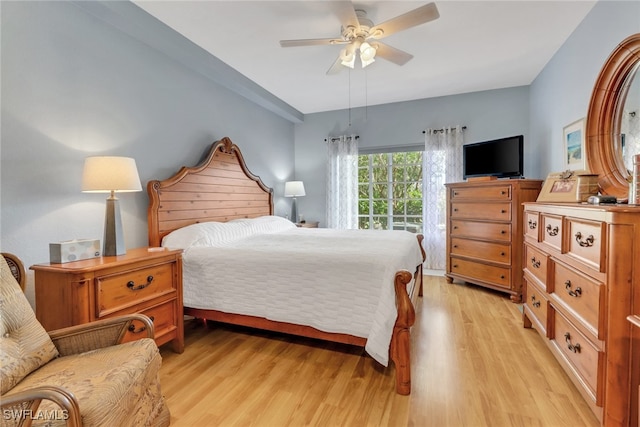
[
  {"x1": 564, "y1": 332, "x2": 581, "y2": 353},
  {"x1": 574, "y1": 232, "x2": 594, "y2": 247},
  {"x1": 564, "y1": 280, "x2": 582, "y2": 298},
  {"x1": 545, "y1": 225, "x2": 559, "y2": 236},
  {"x1": 531, "y1": 295, "x2": 541, "y2": 308},
  {"x1": 530, "y1": 257, "x2": 541, "y2": 269},
  {"x1": 528, "y1": 219, "x2": 537, "y2": 229},
  {"x1": 127, "y1": 275, "x2": 154, "y2": 291},
  {"x1": 128, "y1": 316, "x2": 155, "y2": 334},
  {"x1": 501, "y1": 209, "x2": 506, "y2": 214}
]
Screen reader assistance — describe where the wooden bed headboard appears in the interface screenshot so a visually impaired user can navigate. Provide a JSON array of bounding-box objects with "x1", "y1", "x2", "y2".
[{"x1": 147, "y1": 137, "x2": 274, "y2": 247}]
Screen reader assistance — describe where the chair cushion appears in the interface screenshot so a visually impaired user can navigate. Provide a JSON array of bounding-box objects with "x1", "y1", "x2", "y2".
[
  {"x1": 0, "y1": 256, "x2": 58, "y2": 394},
  {"x1": 9, "y1": 338, "x2": 165, "y2": 427}
]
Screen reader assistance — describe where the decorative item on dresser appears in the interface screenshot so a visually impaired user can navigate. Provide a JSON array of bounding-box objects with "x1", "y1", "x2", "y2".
[
  {"x1": 30, "y1": 247, "x2": 184, "y2": 353},
  {"x1": 523, "y1": 203, "x2": 640, "y2": 426},
  {"x1": 445, "y1": 179, "x2": 543, "y2": 302}
]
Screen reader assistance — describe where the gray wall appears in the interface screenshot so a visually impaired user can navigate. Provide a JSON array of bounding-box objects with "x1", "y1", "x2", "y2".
[
  {"x1": 529, "y1": 0, "x2": 640, "y2": 175},
  {"x1": 1, "y1": 1, "x2": 295, "y2": 305}
]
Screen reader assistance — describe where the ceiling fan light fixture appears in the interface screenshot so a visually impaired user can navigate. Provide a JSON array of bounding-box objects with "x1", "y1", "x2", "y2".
[
  {"x1": 359, "y1": 42, "x2": 377, "y2": 68},
  {"x1": 340, "y1": 47, "x2": 356, "y2": 68}
]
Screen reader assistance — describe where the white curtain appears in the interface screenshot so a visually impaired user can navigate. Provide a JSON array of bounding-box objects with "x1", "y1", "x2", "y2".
[
  {"x1": 423, "y1": 126, "x2": 465, "y2": 269},
  {"x1": 326, "y1": 135, "x2": 359, "y2": 229}
]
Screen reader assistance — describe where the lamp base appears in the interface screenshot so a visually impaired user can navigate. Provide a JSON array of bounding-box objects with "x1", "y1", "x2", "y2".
[
  {"x1": 290, "y1": 197, "x2": 298, "y2": 224},
  {"x1": 103, "y1": 196, "x2": 126, "y2": 256}
]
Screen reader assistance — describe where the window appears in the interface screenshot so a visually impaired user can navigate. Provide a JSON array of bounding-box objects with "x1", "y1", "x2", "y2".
[{"x1": 357, "y1": 151, "x2": 423, "y2": 233}]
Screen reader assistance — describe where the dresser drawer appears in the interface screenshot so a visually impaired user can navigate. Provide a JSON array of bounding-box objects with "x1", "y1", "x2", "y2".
[
  {"x1": 541, "y1": 214, "x2": 563, "y2": 252},
  {"x1": 552, "y1": 309, "x2": 604, "y2": 404},
  {"x1": 96, "y1": 262, "x2": 177, "y2": 317},
  {"x1": 450, "y1": 237, "x2": 510, "y2": 265},
  {"x1": 450, "y1": 185, "x2": 511, "y2": 200},
  {"x1": 121, "y1": 300, "x2": 177, "y2": 344},
  {"x1": 451, "y1": 220, "x2": 511, "y2": 242},
  {"x1": 566, "y1": 218, "x2": 606, "y2": 272},
  {"x1": 449, "y1": 258, "x2": 511, "y2": 289},
  {"x1": 551, "y1": 261, "x2": 604, "y2": 339},
  {"x1": 451, "y1": 202, "x2": 511, "y2": 221},
  {"x1": 524, "y1": 277, "x2": 549, "y2": 336},
  {"x1": 524, "y1": 244, "x2": 548, "y2": 286},
  {"x1": 524, "y1": 211, "x2": 540, "y2": 241}
]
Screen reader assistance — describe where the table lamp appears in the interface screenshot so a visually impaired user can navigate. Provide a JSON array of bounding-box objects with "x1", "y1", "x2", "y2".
[
  {"x1": 82, "y1": 156, "x2": 142, "y2": 256},
  {"x1": 284, "y1": 181, "x2": 305, "y2": 223}
]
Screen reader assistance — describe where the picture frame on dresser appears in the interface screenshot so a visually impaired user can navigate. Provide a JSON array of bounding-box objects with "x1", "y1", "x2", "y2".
[{"x1": 564, "y1": 118, "x2": 586, "y2": 171}]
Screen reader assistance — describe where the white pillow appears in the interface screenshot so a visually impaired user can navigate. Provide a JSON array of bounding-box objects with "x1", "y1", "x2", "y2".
[
  {"x1": 161, "y1": 221, "x2": 251, "y2": 249},
  {"x1": 232, "y1": 215, "x2": 296, "y2": 234},
  {"x1": 161, "y1": 216, "x2": 296, "y2": 249}
]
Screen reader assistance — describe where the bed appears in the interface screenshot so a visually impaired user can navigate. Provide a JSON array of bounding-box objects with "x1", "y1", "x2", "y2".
[{"x1": 147, "y1": 137, "x2": 426, "y2": 395}]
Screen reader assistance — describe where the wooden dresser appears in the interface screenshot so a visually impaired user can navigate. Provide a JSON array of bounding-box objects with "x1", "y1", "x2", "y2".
[
  {"x1": 31, "y1": 247, "x2": 184, "y2": 353},
  {"x1": 445, "y1": 179, "x2": 542, "y2": 302},
  {"x1": 523, "y1": 202, "x2": 640, "y2": 426}
]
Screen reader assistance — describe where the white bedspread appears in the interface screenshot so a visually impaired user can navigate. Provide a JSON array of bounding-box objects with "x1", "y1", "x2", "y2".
[{"x1": 164, "y1": 218, "x2": 423, "y2": 366}]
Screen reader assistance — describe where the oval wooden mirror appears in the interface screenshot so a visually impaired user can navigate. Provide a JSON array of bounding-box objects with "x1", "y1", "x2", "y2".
[{"x1": 586, "y1": 33, "x2": 640, "y2": 199}]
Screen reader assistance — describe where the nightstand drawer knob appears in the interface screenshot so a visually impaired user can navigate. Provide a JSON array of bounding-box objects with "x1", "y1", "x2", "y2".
[{"x1": 127, "y1": 275, "x2": 154, "y2": 291}]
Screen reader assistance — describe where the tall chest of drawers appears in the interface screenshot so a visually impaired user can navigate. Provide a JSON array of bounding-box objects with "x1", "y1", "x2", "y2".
[
  {"x1": 445, "y1": 179, "x2": 542, "y2": 302},
  {"x1": 523, "y1": 203, "x2": 640, "y2": 426}
]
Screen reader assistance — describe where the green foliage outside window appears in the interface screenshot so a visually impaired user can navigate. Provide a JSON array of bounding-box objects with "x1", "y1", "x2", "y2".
[{"x1": 358, "y1": 151, "x2": 423, "y2": 232}]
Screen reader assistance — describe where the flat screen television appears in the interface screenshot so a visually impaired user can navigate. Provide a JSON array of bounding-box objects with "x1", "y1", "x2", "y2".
[{"x1": 463, "y1": 135, "x2": 524, "y2": 179}]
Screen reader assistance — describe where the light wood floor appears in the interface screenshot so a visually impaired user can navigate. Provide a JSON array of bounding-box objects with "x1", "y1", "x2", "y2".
[{"x1": 159, "y1": 275, "x2": 600, "y2": 426}]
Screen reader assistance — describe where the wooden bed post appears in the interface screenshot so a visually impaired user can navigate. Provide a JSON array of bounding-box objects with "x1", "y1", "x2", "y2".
[{"x1": 391, "y1": 270, "x2": 415, "y2": 395}]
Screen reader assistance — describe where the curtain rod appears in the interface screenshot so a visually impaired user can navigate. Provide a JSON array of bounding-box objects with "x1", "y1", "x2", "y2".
[
  {"x1": 324, "y1": 135, "x2": 360, "y2": 142},
  {"x1": 422, "y1": 126, "x2": 467, "y2": 134}
]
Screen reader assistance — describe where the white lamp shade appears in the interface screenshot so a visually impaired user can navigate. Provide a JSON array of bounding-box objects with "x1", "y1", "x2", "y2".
[
  {"x1": 82, "y1": 156, "x2": 142, "y2": 193},
  {"x1": 284, "y1": 181, "x2": 306, "y2": 197}
]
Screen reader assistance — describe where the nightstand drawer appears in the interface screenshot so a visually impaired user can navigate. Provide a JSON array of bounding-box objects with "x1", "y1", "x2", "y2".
[
  {"x1": 122, "y1": 300, "x2": 177, "y2": 344},
  {"x1": 97, "y1": 262, "x2": 176, "y2": 317}
]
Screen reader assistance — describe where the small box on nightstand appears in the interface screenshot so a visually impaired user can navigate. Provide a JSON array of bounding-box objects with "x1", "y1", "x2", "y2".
[{"x1": 49, "y1": 239, "x2": 100, "y2": 263}]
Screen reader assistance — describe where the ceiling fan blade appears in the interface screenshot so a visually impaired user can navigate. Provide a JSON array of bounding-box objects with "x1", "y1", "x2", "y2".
[
  {"x1": 374, "y1": 42, "x2": 414, "y2": 66},
  {"x1": 326, "y1": 55, "x2": 345, "y2": 75},
  {"x1": 280, "y1": 38, "x2": 345, "y2": 48},
  {"x1": 333, "y1": 1, "x2": 360, "y2": 30},
  {"x1": 370, "y1": 3, "x2": 439, "y2": 39}
]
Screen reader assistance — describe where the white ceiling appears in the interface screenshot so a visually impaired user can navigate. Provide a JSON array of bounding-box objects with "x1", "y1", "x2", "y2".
[{"x1": 133, "y1": 0, "x2": 596, "y2": 115}]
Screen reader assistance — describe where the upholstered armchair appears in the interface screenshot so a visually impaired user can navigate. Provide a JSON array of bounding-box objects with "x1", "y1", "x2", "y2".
[{"x1": 0, "y1": 254, "x2": 171, "y2": 427}]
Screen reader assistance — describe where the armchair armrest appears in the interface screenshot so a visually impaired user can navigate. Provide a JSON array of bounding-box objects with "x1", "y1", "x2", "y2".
[
  {"x1": 1, "y1": 385, "x2": 81, "y2": 427},
  {"x1": 49, "y1": 314, "x2": 155, "y2": 357}
]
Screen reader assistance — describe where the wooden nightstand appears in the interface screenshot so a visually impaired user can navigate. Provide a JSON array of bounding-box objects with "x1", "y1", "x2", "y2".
[
  {"x1": 296, "y1": 221, "x2": 319, "y2": 228},
  {"x1": 30, "y1": 247, "x2": 184, "y2": 353}
]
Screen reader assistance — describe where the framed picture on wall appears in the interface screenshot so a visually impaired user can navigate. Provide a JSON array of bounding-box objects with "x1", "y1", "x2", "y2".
[{"x1": 564, "y1": 118, "x2": 586, "y2": 171}]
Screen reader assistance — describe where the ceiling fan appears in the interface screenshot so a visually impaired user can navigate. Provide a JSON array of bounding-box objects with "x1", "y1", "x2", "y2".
[{"x1": 279, "y1": 1, "x2": 440, "y2": 74}]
